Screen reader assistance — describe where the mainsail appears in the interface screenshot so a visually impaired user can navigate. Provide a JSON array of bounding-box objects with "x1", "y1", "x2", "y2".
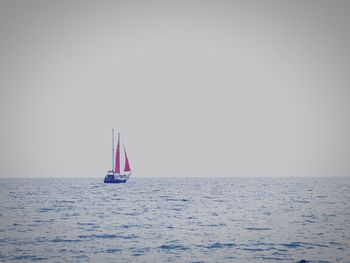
[
  {"x1": 114, "y1": 133, "x2": 120, "y2": 174},
  {"x1": 124, "y1": 145, "x2": 131, "y2": 172}
]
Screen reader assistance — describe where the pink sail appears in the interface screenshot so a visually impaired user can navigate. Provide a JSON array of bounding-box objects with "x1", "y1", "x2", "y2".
[
  {"x1": 114, "y1": 133, "x2": 120, "y2": 174},
  {"x1": 124, "y1": 145, "x2": 131, "y2": 172}
]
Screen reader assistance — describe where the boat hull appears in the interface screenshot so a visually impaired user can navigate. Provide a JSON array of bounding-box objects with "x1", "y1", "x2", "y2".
[
  {"x1": 104, "y1": 172, "x2": 131, "y2": 184},
  {"x1": 104, "y1": 178, "x2": 128, "y2": 184}
]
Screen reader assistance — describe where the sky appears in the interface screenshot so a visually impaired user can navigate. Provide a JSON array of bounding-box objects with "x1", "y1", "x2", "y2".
[{"x1": 0, "y1": 0, "x2": 349, "y2": 178}]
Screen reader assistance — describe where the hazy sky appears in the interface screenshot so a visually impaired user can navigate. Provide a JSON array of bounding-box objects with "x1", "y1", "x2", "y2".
[{"x1": 1, "y1": 0, "x2": 349, "y2": 178}]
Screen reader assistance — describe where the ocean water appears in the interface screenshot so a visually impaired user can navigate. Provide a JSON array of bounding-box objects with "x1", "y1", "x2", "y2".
[{"x1": 0, "y1": 177, "x2": 349, "y2": 263}]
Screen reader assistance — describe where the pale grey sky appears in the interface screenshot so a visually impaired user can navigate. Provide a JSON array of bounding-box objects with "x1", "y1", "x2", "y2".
[{"x1": 0, "y1": 0, "x2": 349, "y2": 178}]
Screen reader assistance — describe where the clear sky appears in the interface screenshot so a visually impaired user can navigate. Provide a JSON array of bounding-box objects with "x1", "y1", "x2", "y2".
[{"x1": 1, "y1": 0, "x2": 349, "y2": 178}]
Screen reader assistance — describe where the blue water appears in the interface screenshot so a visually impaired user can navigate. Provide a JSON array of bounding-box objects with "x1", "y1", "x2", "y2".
[{"x1": 0, "y1": 177, "x2": 349, "y2": 262}]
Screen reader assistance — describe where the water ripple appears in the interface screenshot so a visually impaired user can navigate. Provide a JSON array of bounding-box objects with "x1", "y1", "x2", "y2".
[{"x1": 0, "y1": 177, "x2": 349, "y2": 262}]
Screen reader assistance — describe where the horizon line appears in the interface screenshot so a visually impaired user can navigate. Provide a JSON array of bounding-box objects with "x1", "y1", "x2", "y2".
[{"x1": 0, "y1": 175, "x2": 349, "y2": 179}]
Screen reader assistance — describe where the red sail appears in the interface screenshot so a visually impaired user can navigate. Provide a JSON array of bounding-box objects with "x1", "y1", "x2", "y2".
[
  {"x1": 124, "y1": 145, "x2": 131, "y2": 172},
  {"x1": 114, "y1": 133, "x2": 120, "y2": 174}
]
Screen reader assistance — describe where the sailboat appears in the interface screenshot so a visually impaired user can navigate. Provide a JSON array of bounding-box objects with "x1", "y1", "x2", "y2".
[{"x1": 104, "y1": 129, "x2": 132, "y2": 183}]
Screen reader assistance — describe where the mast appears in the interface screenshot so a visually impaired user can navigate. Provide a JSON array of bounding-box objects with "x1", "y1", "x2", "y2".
[{"x1": 112, "y1": 129, "x2": 115, "y2": 171}]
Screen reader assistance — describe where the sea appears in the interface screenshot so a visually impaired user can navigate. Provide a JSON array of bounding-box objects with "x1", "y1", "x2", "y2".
[{"x1": 0, "y1": 177, "x2": 349, "y2": 263}]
